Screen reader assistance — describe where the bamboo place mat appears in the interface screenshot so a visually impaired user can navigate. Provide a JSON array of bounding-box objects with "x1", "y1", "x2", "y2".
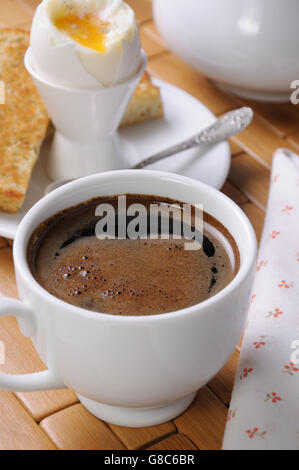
[{"x1": 0, "y1": 0, "x2": 299, "y2": 451}]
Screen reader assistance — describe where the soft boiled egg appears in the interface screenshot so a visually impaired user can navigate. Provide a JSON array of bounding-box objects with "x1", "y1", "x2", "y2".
[{"x1": 30, "y1": 0, "x2": 141, "y2": 89}]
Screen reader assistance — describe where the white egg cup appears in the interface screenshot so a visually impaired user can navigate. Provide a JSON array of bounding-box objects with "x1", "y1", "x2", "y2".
[{"x1": 24, "y1": 48, "x2": 147, "y2": 182}]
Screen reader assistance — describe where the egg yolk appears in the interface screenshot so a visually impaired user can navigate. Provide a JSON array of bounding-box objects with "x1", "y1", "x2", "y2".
[{"x1": 54, "y1": 13, "x2": 110, "y2": 52}]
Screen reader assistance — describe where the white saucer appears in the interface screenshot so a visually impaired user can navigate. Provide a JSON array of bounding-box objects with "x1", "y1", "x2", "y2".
[{"x1": 0, "y1": 79, "x2": 230, "y2": 239}]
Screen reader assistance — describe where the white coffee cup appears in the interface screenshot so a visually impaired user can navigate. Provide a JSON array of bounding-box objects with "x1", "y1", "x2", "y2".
[{"x1": 0, "y1": 170, "x2": 256, "y2": 427}]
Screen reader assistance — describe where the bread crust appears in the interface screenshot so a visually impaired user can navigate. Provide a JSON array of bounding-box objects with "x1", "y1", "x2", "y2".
[
  {"x1": 121, "y1": 71, "x2": 164, "y2": 127},
  {"x1": 0, "y1": 29, "x2": 49, "y2": 213}
]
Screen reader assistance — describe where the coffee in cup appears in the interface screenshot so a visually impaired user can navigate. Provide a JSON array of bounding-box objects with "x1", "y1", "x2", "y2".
[{"x1": 28, "y1": 194, "x2": 239, "y2": 316}]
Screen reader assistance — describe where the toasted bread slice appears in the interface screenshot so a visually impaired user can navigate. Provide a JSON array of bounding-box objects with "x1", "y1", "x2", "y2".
[
  {"x1": 121, "y1": 71, "x2": 164, "y2": 127},
  {"x1": 0, "y1": 29, "x2": 49, "y2": 213},
  {"x1": 0, "y1": 28, "x2": 163, "y2": 213}
]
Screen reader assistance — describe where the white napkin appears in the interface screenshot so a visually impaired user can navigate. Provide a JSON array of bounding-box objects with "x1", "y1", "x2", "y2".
[{"x1": 222, "y1": 148, "x2": 299, "y2": 450}]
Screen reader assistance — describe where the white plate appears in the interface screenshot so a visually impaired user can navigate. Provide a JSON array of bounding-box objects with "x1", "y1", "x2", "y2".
[{"x1": 0, "y1": 79, "x2": 230, "y2": 239}]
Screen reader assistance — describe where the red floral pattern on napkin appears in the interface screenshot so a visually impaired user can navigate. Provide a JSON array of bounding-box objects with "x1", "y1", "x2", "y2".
[{"x1": 222, "y1": 149, "x2": 299, "y2": 450}]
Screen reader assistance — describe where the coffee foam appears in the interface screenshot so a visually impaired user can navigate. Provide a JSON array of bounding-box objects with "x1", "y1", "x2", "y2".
[
  {"x1": 204, "y1": 221, "x2": 235, "y2": 271},
  {"x1": 28, "y1": 194, "x2": 239, "y2": 316}
]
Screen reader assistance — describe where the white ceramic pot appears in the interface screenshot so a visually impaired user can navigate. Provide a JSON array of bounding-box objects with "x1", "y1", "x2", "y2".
[
  {"x1": 0, "y1": 170, "x2": 256, "y2": 427},
  {"x1": 153, "y1": 0, "x2": 299, "y2": 102}
]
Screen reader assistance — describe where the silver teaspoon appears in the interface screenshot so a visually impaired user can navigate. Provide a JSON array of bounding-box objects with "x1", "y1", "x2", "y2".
[
  {"x1": 45, "y1": 106, "x2": 253, "y2": 194},
  {"x1": 132, "y1": 107, "x2": 253, "y2": 169}
]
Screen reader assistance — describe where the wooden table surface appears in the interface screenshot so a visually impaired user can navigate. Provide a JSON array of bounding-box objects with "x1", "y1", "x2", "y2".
[{"x1": 0, "y1": 0, "x2": 298, "y2": 451}]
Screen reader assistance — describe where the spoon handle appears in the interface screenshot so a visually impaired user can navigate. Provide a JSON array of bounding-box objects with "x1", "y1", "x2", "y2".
[{"x1": 131, "y1": 107, "x2": 253, "y2": 170}]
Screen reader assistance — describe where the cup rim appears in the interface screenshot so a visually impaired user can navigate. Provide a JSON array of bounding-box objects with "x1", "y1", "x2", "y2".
[
  {"x1": 14, "y1": 170, "x2": 257, "y2": 323},
  {"x1": 24, "y1": 48, "x2": 148, "y2": 93}
]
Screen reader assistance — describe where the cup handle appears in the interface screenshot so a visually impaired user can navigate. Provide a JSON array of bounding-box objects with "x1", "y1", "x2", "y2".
[{"x1": 0, "y1": 298, "x2": 64, "y2": 392}]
